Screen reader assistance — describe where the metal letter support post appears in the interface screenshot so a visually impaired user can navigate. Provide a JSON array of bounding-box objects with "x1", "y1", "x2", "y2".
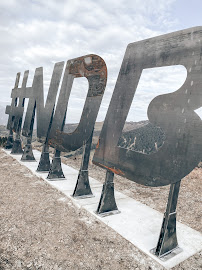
[
  {"x1": 96, "y1": 170, "x2": 120, "y2": 217},
  {"x1": 47, "y1": 149, "x2": 65, "y2": 180},
  {"x1": 21, "y1": 136, "x2": 36, "y2": 161},
  {"x1": 37, "y1": 141, "x2": 50, "y2": 172},
  {"x1": 11, "y1": 119, "x2": 23, "y2": 155},
  {"x1": 11, "y1": 72, "x2": 29, "y2": 155},
  {"x1": 21, "y1": 106, "x2": 36, "y2": 161},
  {"x1": 4, "y1": 129, "x2": 13, "y2": 149},
  {"x1": 72, "y1": 129, "x2": 94, "y2": 198},
  {"x1": 151, "y1": 180, "x2": 181, "y2": 258},
  {"x1": 47, "y1": 111, "x2": 66, "y2": 180}
]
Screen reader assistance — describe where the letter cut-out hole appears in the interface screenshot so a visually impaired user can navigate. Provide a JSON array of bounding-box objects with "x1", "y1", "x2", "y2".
[
  {"x1": 64, "y1": 77, "x2": 89, "y2": 133},
  {"x1": 118, "y1": 65, "x2": 187, "y2": 155}
]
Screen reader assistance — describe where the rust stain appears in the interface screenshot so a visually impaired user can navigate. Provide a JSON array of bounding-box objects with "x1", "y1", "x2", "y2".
[
  {"x1": 67, "y1": 54, "x2": 107, "y2": 98},
  {"x1": 110, "y1": 167, "x2": 125, "y2": 176},
  {"x1": 69, "y1": 54, "x2": 107, "y2": 82},
  {"x1": 48, "y1": 139, "x2": 53, "y2": 145},
  {"x1": 98, "y1": 163, "x2": 125, "y2": 176},
  {"x1": 96, "y1": 139, "x2": 99, "y2": 149}
]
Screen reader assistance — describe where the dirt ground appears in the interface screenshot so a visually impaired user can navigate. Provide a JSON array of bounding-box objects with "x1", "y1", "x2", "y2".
[{"x1": 0, "y1": 148, "x2": 201, "y2": 270}]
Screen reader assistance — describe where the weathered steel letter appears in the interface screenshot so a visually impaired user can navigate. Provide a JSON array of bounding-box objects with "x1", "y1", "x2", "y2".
[
  {"x1": 48, "y1": 54, "x2": 107, "y2": 152},
  {"x1": 93, "y1": 27, "x2": 202, "y2": 256},
  {"x1": 48, "y1": 54, "x2": 107, "y2": 195},
  {"x1": 93, "y1": 27, "x2": 202, "y2": 186}
]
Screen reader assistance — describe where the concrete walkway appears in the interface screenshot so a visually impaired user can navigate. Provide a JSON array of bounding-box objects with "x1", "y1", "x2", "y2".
[{"x1": 4, "y1": 149, "x2": 202, "y2": 270}]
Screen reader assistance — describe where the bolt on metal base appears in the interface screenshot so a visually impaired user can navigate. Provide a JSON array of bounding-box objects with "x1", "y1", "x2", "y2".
[
  {"x1": 151, "y1": 180, "x2": 181, "y2": 258},
  {"x1": 96, "y1": 170, "x2": 119, "y2": 216},
  {"x1": 47, "y1": 149, "x2": 65, "y2": 180}
]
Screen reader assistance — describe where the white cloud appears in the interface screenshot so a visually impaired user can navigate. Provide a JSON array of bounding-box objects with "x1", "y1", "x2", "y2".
[
  {"x1": 127, "y1": 65, "x2": 187, "y2": 122},
  {"x1": 0, "y1": 0, "x2": 186, "y2": 124}
]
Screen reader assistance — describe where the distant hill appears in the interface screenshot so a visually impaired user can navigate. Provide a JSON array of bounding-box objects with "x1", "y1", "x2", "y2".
[
  {"x1": 64, "y1": 120, "x2": 148, "y2": 134},
  {"x1": 63, "y1": 120, "x2": 165, "y2": 157},
  {"x1": 0, "y1": 118, "x2": 165, "y2": 157}
]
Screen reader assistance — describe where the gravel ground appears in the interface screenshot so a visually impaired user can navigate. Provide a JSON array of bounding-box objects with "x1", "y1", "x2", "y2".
[{"x1": 0, "y1": 148, "x2": 201, "y2": 270}]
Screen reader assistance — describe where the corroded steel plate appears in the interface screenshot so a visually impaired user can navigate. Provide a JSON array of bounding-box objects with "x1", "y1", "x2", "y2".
[{"x1": 93, "y1": 27, "x2": 202, "y2": 187}]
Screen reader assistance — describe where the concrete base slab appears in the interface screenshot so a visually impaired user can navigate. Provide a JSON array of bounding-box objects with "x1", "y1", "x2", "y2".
[{"x1": 5, "y1": 149, "x2": 202, "y2": 269}]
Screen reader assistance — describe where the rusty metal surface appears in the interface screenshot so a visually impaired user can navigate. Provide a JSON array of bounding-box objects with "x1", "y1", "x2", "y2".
[
  {"x1": 93, "y1": 27, "x2": 202, "y2": 187},
  {"x1": 6, "y1": 55, "x2": 106, "y2": 174},
  {"x1": 48, "y1": 54, "x2": 107, "y2": 152}
]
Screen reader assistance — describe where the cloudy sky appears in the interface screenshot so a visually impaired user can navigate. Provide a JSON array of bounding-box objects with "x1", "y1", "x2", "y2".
[{"x1": 0, "y1": 0, "x2": 202, "y2": 124}]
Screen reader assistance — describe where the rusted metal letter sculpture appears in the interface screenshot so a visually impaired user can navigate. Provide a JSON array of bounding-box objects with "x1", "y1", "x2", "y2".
[
  {"x1": 93, "y1": 27, "x2": 202, "y2": 257},
  {"x1": 48, "y1": 54, "x2": 107, "y2": 197}
]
